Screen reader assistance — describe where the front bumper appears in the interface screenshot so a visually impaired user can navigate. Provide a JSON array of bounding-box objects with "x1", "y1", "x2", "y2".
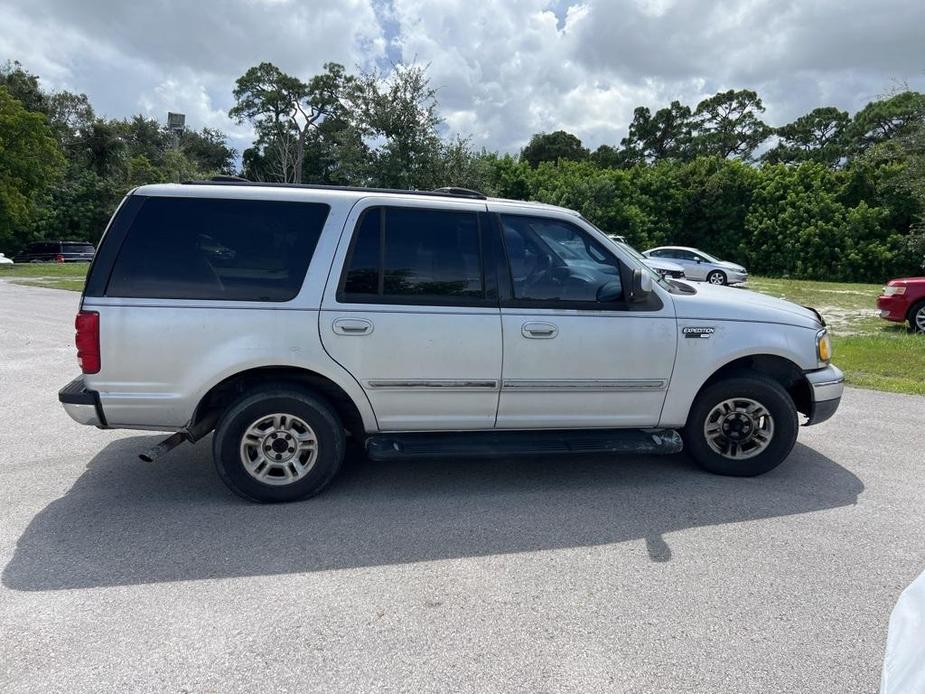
[
  {"x1": 727, "y1": 271, "x2": 748, "y2": 285},
  {"x1": 876, "y1": 295, "x2": 908, "y2": 322},
  {"x1": 59, "y1": 376, "x2": 106, "y2": 427},
  {"x1": 803, "y1": 364, "x2": 844, "y2": 425}
]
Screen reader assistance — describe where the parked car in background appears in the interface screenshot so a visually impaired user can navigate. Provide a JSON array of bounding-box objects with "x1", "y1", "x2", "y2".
[
  {"x1": 13, "y1": 241, "x2": 96, "y2": 263},
  {"x1": 0, "y1": 253, "x2": 13, "y2": 265},
  {"x1": 877, "y1": 277, "x2": 925, "y2": 332},
  {"x1": 606, "y1": 234, "x2": 685, "y2": 279},
  {"x1": 643, "y1": 246, "x2": 748, "y2": 285}
]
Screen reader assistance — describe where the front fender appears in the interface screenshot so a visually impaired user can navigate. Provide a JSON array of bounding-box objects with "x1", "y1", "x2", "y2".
[{"x1": 658, "y1": 319, "x2": 819, "y2": 428}]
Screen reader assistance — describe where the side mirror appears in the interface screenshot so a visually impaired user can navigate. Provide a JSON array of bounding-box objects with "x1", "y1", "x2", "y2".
[
  {"x1": 695, "y1": 257, "x2": 703, "y2": 264},
  {"x1": 629, "y1": 268, "x2": 654, "y2": 302},
  {"x1": 596, "y1": 279, "x2": 624, "y2": 303}
]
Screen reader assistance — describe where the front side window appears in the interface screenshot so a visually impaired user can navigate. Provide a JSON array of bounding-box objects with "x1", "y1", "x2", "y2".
[
  {"x1": 500, "y1": 214, "x2": 623, "y2": 304},
  {"x1": 106, "y1": 197, "x2": 330, "y2": 301},
  {"x1": 340, "y1": 206, "x2": 485, "y2": 303}
]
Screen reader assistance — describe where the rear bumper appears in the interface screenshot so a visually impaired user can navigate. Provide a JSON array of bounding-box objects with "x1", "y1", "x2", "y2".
[
  {"x1": 803, "y1": 365, "x2": 844, "y2": 425},
  {"x1": 59, "y1": 376, "x2": 106, "y2": 427}
]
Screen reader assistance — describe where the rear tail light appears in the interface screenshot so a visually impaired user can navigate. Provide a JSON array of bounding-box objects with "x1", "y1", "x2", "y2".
[
  {"x1": 55, "y1": 253, "x2": 65, "y2": 263},
  {"x1": 75, "y1": 311, "x2": 100, "y2": 374}
]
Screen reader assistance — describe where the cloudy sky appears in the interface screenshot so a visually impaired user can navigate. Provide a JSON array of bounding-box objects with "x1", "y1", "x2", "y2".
[{"x1": 2, "y1": 0, "x2": 923, "y2": 158}]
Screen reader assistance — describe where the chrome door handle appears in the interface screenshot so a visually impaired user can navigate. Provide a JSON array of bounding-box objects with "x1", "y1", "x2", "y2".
[
  {"x1": 522, "y1": 321, "x2": 558, "y2": 339},
  {"x1": 333, "y1": 318, "x2": 373, "y2": 336}
]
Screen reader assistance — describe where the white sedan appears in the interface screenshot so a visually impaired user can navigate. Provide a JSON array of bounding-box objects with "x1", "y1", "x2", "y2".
[
  {"x1": 0, "y1": 253, "x2": 13, "y2": 265},
  {"x1": 606, "y1": 235, "x2": 686, "y2": 279},
  {"x1": 643, "y1": 246, "x2": 748, "y2": 285}
]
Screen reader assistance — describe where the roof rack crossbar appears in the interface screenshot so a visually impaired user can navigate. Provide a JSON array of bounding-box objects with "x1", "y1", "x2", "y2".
[{"x1": 180, "y1": 179, "x2": 487, "y2": 200}]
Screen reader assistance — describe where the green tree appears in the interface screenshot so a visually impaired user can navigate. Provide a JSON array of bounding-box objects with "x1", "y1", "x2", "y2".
[
  {"x1": 350, "y1": 63, "x2": 446, "y2": 189},
  {"x1": 849, "y1": 91, "x2": 925, "y2": 152},
  {"x1": 521, "y1": 130, "x2": 588, "y2": 168},
  {"x1": 620, "y1": 101, "x2": 694, "y2": 163},
  {"x1": 671, "y1": 157, "x2": 760, "y2": 260},
  {"x1": 744, "y1": 162, "x2": 900, "y2": 281},
  {"x1": 0, "y1": 86, "x2": 65, "y2": 251},
  {"x1": 46, "y1": 91, "x2": 95, "y2": 151},
  {"x1": 693, "y1": 89, "x2": 771, "y2": 160},
  {"x1": 590, "y1": 144, "x2": 634, "y2": 169},
  {"x1": 763, "y1": 106, "x2": 850, "y2": 167},
  {"x1": 230, "y1": 62, "x2": 353, "y2": 183},
  {"x1": 0, "y1": 61, "x2": 48, "y2": 114},
  {"x1": 179, "y1": 127, "x2": 236, "y2": 174}
]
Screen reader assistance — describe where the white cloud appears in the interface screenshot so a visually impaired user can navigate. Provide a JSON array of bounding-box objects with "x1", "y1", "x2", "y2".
[{"x1": 2, "y1": 0, "x2": 924, "y2": 159}]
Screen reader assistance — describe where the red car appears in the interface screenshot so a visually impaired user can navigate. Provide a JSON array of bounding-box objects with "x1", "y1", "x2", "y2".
[{"x1": 877, "y1": 277, "x2": 925, "y2": 332}]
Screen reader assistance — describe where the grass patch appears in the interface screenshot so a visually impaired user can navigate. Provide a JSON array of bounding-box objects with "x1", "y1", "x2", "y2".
[
  {"x1": 746, "y1": 276, "x2": 924, "y2": 396},
  {"x1": 0, "y1": 263, "x2": 89, "y2": 291},
  {"x1": 835, "y1": 333, "x2": 925, "y2": 395}
]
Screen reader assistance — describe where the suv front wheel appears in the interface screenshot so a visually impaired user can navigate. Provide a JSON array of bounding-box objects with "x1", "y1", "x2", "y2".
[
  {"x1": 212, "y1": 387, "x2": 345, "y2": 502},
  {"x1": 682, "y1": 374, "x2": 798, "y2": 477}
]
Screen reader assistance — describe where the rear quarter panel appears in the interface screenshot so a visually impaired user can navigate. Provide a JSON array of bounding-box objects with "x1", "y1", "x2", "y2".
[{"x1": 83, "y1": 304, "x2": 376, "y2": 431}]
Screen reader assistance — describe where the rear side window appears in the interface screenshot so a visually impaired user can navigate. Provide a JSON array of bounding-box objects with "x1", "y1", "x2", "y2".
[
  {"x1": 106, "y1": 197, "x2": 329, "y2": 301},
  {"x1": 340, "y1": 206, "x2": 485, "y2": 304}
]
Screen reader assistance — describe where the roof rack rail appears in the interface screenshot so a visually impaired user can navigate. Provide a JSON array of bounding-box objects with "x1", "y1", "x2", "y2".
[
  {"x1": 180, "y1": 179, "x2": 487, "y2": 200},
  {"x1": 209, "y1": 175, "x2": 250, "y2": 183},
  {"x1": 430, "y1": 187, "x2": 485, "y2": 199}
]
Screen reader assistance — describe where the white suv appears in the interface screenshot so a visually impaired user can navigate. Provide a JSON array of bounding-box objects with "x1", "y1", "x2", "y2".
[{"x1": 59, "y1": 181, "x2": 843, "y2": 502}]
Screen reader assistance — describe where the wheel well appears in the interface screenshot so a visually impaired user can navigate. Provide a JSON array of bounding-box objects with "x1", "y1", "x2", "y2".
[
  {"x1": 907, "y1": 299, "x2": 925, "y2": 320},
  {"x1": 189, "y1": 366, "x2": 366, "y2": 441},
  {"x1": 700, "y1": 354, "x2": 811, "y2": 418}
]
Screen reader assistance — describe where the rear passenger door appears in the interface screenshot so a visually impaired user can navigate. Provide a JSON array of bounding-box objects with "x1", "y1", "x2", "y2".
[{"x1": 320, "y1": 198, "x2": 502, "y2": 431}]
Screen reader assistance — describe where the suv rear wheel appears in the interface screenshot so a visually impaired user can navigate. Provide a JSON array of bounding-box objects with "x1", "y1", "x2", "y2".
[
  {"x1": 682, "y1": 374, "x2": 798, "y2": 477},
  {"x1": 212, "y1": 387, "x2": 345, "y2": 502}
]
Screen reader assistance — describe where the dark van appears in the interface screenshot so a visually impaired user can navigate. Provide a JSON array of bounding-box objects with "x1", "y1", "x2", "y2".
[{"x1": 13, "y1": 241, "x2": 96, "y2": 263}]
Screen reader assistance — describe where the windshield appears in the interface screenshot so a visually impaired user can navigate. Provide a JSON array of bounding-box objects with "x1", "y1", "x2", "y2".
[
  {"x1": 695, "y1": 249, "x2": 721, "y2": 263},
  {"x1": 581, "y1": 217, "x2": 672, "y2": 291}
]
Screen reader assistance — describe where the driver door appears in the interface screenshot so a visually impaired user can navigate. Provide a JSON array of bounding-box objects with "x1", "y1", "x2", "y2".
[{"x1": 493, "y1": 209, "x2": 677, "y2": 429}]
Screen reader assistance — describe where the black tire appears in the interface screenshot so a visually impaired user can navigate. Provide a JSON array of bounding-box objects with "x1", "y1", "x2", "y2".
[
  {"x1": 682, "y1": 374, "x2": 798, "y2": 477},
  {"x1": 212, "y1": 386, "x2": 345, "y2": 503},
  {"x1": 706, "y1": 270, "x2": 727, "y2": 285},
  {"x1": 908, "y1": 301, "x2": 925, "y2": 333}
]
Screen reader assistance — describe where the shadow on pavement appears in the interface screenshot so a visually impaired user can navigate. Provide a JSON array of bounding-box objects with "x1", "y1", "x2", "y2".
[{"x1": 3, "y1": 436, "x2": 863, "y2": 590}]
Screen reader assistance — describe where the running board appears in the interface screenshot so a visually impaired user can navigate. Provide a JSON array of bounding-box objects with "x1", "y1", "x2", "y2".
[{"x1": 366, "y1": 429, "x2": 683, "y2": 461}]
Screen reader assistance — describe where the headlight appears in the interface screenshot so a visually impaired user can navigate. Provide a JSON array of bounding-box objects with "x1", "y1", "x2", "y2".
[
  {"x1": 816, "y1": 329, "x2": 832, "y2": 365},
  {"x1": 883, "y1": 285, "x2": 906, "y2": 296}
]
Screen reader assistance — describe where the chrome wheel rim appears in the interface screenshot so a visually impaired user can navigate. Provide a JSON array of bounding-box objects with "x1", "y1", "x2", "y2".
[
  {"x1": 240, "y1": 413, "x2": 318, "y2": 486},
  {"x1": 915, "y1": 307, "x2": 925, "y2": 332},
  {"x1": 708, "y1": 272, "x2": 725, "y2": 285},
  {"x1": 703, "y1": 397, "x2": 774, "y2": 460}
]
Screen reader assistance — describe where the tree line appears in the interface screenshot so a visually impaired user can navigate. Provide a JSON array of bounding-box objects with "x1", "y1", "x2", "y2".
[{"x1": 1, "y1": 58, "x2": 923, "y2": 282}]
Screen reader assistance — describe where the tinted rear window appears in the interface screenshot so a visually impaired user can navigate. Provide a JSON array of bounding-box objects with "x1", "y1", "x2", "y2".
[{"x1": 106, "y1": 197, "x2": 329, "y2": 301}]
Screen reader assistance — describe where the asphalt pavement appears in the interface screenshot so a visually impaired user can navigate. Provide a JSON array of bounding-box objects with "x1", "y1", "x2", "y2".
[{"x1": 1, "y1": 281, "x2": 923, "y2": 693}]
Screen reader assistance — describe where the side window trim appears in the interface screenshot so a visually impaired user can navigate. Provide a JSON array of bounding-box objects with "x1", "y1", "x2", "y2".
[{"x1": 336, "y1": 204, "x2": 497, "y2": 308}]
